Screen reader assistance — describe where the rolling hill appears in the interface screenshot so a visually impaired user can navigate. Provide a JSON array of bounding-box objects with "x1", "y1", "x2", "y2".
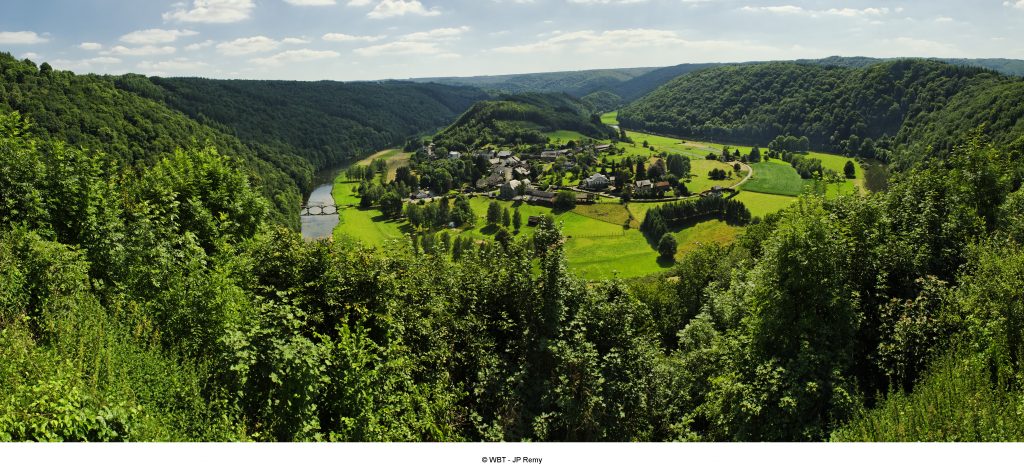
[
  {"x1": 431, "y1": 92, "x2": 615, "y2": 150},
  {"x1": 618, "y1": 59, "x2": 1022, "y2": 163}
]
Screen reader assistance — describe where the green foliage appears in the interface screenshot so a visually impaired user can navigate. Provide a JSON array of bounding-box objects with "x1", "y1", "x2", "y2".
[
  {"x1": 554, "y1": 191, "x2": 577, "y2": 211},
  {"x1": 657, "y1": 234, "x2": 677, "y2": 260},
  {"x1": 433, "y1": 93, "x2": 614, "y2": 151},
  {"x1": 620, "y1": 59, "x2": 1006, "y2": 162}
]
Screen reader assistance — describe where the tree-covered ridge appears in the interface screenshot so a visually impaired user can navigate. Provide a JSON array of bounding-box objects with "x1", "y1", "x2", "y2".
[
  {"x1": 432, "y1": 92, "x2": 615, "y2": 151},
  {"x1": 619, "y1": 59, "x2": 1015, "y2": 162},
  {"x1": 410, "y1": 67, "x2": 655, "y2": 98},
  {"x1": 142, "y1": 77, "x2": 488, "y2": 171},
  {"x1": 0, "y1": 52, "x2": 306, "y2": 229}
]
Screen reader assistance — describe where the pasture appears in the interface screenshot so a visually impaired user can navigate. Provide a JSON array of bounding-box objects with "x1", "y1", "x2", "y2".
[{"x1": 741, "y1": 158, "x2": 807, "y2": 196}]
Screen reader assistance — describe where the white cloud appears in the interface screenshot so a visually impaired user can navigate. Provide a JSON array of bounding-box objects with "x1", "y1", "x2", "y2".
[
  {"x1": 185, "y1": 40, "x2": 216, "y2": 51},
  {"x1": 138, "y1": 58, "x2": 209, "y2": 75},
  {"x1": 217, "y1": 36, "x2": 281, "y2": 55},
  {"x1": 935, "y1": 16, "x2": 954, "y2": 23},
  {"x1": 104, "y1": 45, "x2": 177, "y2": 56},
  {"x1": 1005, "y1": 1, "x2": 1024, "y2": 10},
  {"x1": 284, "y1": 0, "x2": 336, "y2": 4},
  {"x1": 352, "y1": 26, "x2": 467, "y2": 57},
  {"x1": 567, "y1": 0, "x2": 647, "y2": 3},
  {"x1": 347, "y1": 0, "x2": 375, "y2": 5},
  {"x1": 21, "y1": 52, "x2": 42, "y2": 61},
  {"x1": 283, "y1": 37, "x2": 312, "y2": 44},
  {"x1": 79, "y1": 42, "x2": 103, "y2": 51},
  {"x1": 250, "y1": 49, "x2": 340, "y2": 66},
  {"x1": 322, "y1": 33, "x2": 385, "y2": 42},
  {"x1": 51, "y1": 56, "x2": 123, "y2": 71},
  {"x1": 355, "y1": 41, "x2": 445, "y2": 56},
  {"x1": 401, "y1": 26, "x2": 469, "y2": 42},
  {"x1": 739, "y1": 5, "x2": 891, "y2": 18},
  {"x1": 0, "y1": 31, "x2": 49, "y2": 45},
  {"x1": 367, "y1": 0, "x2": 441, "y2": 19},
  {"x1": 493, "y1": 29, "x2": 687, "y2": 54},
  {"x1": 163, "y1": 0, "x2": 255, "y2": 23},
  {"x1": 120, "y1": 29, "x2": 198, "y2": 44}
]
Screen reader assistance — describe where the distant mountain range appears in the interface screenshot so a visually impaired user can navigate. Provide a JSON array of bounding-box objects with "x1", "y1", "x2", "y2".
[{"x1": 410, "y1": 57, "x2": 1024, "y2": 104}]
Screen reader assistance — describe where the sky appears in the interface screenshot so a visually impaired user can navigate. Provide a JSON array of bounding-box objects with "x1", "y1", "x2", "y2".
[{"x1": 1, "y1": 0, "x2": 1023, "y2": 81}]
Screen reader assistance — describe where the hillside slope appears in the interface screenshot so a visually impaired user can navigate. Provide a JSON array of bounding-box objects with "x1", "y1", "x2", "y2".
[
  {"x1": 144, "y1": 78, "x2": 488, "y2": 171},
  {"x1": 619, "y1": 59, "x2": 1015, "y2": 161},
  {"x1": 432, "y1": 92, "x2": 614, "y2": 150},
  {"x1": 0, "y1": 53, "x2": 306, "y2": 228}
]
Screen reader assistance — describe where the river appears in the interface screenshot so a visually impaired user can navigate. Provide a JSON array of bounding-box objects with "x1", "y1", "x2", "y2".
[{"x1": 301, "y1": 168, "x2": 341, "y2": 241}]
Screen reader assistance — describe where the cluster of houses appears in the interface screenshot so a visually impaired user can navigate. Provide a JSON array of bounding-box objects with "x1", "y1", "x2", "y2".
[{"x1": 474, "y1": 150, "x2": 532, "y2": 191}]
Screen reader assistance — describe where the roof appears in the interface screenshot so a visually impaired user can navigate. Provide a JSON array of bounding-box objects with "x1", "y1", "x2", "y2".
[
  {"x1": 497, "y1": 150, "x2": 513, "y2": 158},
  {"x1": 654, "y1": 181, "x2": 671, "y2": 188},
  {"x1": 526, "y1": 189, "x2": 556, "y2": 198}
]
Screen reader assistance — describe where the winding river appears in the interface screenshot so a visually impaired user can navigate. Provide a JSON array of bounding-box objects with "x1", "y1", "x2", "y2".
[{"x1": 300, "y1": 169, "x2": 340, "y2": 241}]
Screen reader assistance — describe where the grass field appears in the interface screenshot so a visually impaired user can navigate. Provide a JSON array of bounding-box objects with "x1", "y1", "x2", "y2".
[
  {"x1": 732, "y1": 191, "x2": 798, "y2": 218},
  {"x1": 687, "y1": 159, "x2": 749, "y2": 193},
  {"x1": 326, "y1": 132, "x2": 866, "y2": 280},
  {"x1": 545, "y1": 130, "x2": 591, "y2": 144},
  {"x1": 601, "y1": 111, "x2": 619, "y2": 125},
  {"x1": 741, "y1": 159, "x2": 806, "y2": 196},
  {"x1": 357, "y1": 148, "x2": 411, "y2": 182}
]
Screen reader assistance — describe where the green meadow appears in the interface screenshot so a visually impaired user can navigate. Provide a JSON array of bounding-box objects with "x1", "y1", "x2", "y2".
[{"x1": 328, "y1": 123, "x2": 866, "y2": 279}]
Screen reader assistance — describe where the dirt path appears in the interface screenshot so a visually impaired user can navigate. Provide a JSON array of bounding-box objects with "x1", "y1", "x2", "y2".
[{"x1": 731, "y1": 162, "x2": 754, "y2": 189}]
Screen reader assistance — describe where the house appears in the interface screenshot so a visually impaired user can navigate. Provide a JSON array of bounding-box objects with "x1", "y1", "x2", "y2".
[
  {"x1": 514, "y1": 167, "x2": 531, "y2": 178},
  {"x1": 580, "y1": 173, "x2": 610, "y2": 191},
  {"x1": 575, "y1": 193, "x2": 596, "y2": 204},
  {"x1": 634, "y1": 179, "x2": 653, "y2": 194},
  {"x1": 448, "y1": 151, "x2": 461, "y2": 159},
  {"x1": 496, "y1": 150, "x2": 513, "y2": 159},
  {"x1": 527, "y1": 216, "x2": 544, "y2": 227},
  {"x1": 654, "y1": 181, "x2": 671, "y2": 192},
  {"x1": 595, "y1": 144, "x2": 612, "y2": 152},
  {"x1": 499, "y1": 179, "x2": 530, "y2": 200},
  {"x1": 525, "y1": 188, "x2": 556, "y2": 205},
  {"x1": 476, "y1": 173, "x2": 504, "y2": 190}
]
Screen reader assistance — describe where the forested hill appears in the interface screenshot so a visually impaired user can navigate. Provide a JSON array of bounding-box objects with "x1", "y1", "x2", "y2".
[
  {"x1": 618, "y1": 59, "x2": 1022, "y2": 162},
  {"x1": 410, "y1": 67, "x2": 655, "y2": 98},
  {"x1": 0, "y1": 52, "x2": 306, "y2": 228},
  {"x1": 139, "y1": 78, "x2": 488, "y2": 171},
  {"x1": 431, "y1": 92, "x2": 614, "y2": 151}
]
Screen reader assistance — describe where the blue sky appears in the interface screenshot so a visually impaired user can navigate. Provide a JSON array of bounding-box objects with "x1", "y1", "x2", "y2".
[{"x1": 2, "y1": 0, "x2": 1023, "y2": 80}]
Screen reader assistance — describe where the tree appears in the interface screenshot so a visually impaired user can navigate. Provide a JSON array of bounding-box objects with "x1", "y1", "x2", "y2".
[
  {"x1": 513, "y1": 208, "x2": 522, "y2": 232},
  {"x1": 502, "y1": 207, "x2": 512, "y2": 227},
  {"x1": 749, "y1": 146, "x2": 762, "y2": 163},
  {"x1": 379, "y1": 191, "x2": 403, "y2": 218},
  {"x1": 658, "y1": 234, "x2": 677, "y2": 260},
  {"x1": 844, "y1": 160, "x2": 856, "y2": 179},
  {"x1": 487, "y1": 201, "x2": 502, "y2": 225},
  {"x1": 554, "y1": 191, "x2": 577, "y2": 210},
  {"x1": 666, "y1": 154, "x2": 690, "y2": 177}
]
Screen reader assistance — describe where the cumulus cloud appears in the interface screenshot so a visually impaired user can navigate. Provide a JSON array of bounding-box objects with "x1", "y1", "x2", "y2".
[
  {"x1": 250, "y1": 49, "x2": 340, "y2": 66},
  {"x1": 185, "y1": 40, "x2": 216, "y2": 51},
  {"x1": 163, "y1": 0, "x2": 255, "y2": 23},
  {"x1": 138, "y1": 58, "x2": 209, "y2": 75},
  {"x1": 352, "y1": 26, "x2": 467, "y2": 57},
  {"x1": 739, "y1": 5, "x2": 891, "y2": 18},
  {"x1": 120, "y1": 29, "x2": 198, "y2": 44},
  {"x1": 51, "y1": 56, "x2": 123, "y2": 71},
  {"x1": 217, "y1": 36, "x2": 281, "y2": 55},
  {"x1": 283, "y1": 37, "x2": 312, "y2": 44},
  {"x1": 367, "y1": 0, "x2": 441, "y2": 19},
  {"x1": 0, "y1": 31, "x2": 49, "y2": 45},
  {"x1": 493, "y1": 29, "x2": 687, "y2": 54},
  {"x1": 79, "y1": 42, "x2": 103, "y2": 51},
  {"x1": 1005, "y1": 1, "x2": 1024, "y2": 10},
  {"x1": 566, "y1": 0, "x2": 647, "y2": 4},
  {"x1": 104, "y1": 45, "x2": 177, "y2": 56},
  {"x1": 322, "y1": 33, "x2": 385, "y2": 42}
]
